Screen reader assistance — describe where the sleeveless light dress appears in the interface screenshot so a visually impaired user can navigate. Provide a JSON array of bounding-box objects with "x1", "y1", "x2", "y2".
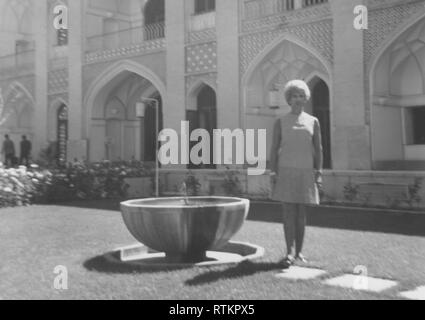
[{"x1": 271, "y1": 112, "x2": 320, "y2": 205}]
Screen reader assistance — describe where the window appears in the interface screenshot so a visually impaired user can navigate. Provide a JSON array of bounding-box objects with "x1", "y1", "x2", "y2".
[
  {"x1": 57, "y1": 29, "x2": 68, "y2": 46},
  {"x1": 144, "y1": 0, "x2": 165, "y2": 24},
  {"x1": 143, "y1": 0, "x2": 165, "y2": 40},
  {"x1": 405, "y1": 106, "x2": 425, "y2": 145},
  {"x1": 194, "y1": 0, "x2": 215, "y2": 14},
  {"x1": 303, "y1": 0, "x2": 328, "y2": 7},
  {"x1": 187, "y1": 85, "x2": 217, "y2": 169}
]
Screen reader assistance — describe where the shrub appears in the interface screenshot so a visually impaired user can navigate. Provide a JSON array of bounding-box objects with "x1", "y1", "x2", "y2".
[
  {"x1": 0, "y1": 164, "x2": 51, "y2": 208},
  {"x1": 43, "y1": 161, "x2": 153, "y2": 202},
  {"x1": 222, "y1": 167, "x2": 243, "y2": 197},
  {"x1": 0, "y1": 161, "x2": 154, "y2": 207}
]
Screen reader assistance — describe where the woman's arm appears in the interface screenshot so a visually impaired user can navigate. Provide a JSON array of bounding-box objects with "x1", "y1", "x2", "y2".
[
  {"x1": 313, "y1": 118, "x2": 323, "y2": 178},
  {"x1": 270, "y1": 118, "x2": 281, "y2": 174}
]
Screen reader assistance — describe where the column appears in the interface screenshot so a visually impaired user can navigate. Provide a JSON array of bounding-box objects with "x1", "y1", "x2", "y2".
[
  {"x1": 34, "y1": 0, "x2": 48, "y2": 157},
  {"x1": 215, "y1": 0, "x2": 242, "y2": 168},
  {"x1": 331, "y1": 0, "x2": 371, "y2": 170},
  {"x1": 165, "y1": 0, "x2": 186, "y2": 132},
  {"x1": 216, "y1": 0, "x2": 240, "y2": 130},
  {"x1": 164, "y1": 0, "x2": 186, "y2": 168},
  {"x1": 67, "y1": 0, "x2": 86, "y2": 161}
]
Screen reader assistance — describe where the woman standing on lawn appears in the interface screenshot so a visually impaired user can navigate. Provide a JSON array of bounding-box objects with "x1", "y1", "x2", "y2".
[{"x1": 270, "y1": 80, "x2": 323, "y2": 266}]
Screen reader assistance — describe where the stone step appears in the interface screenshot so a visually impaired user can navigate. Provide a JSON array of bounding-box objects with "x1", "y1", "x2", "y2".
[
  {"x1": 399, "y1": 286, "x2": 425, "y2": 300},
  {"x1": 275, "y1": 266, "x2": 327, "y2": 280}
]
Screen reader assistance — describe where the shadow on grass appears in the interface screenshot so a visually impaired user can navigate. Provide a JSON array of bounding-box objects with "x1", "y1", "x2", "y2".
[
  {"x1": 83, "y1": 251, "x2": 194, "y2": 274},
  {"x1": 185, "y1": 260, "x2": 285, "y2": 286}
]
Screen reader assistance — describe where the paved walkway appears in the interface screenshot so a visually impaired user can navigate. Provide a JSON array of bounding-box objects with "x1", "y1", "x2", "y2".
[{"x1": 275, "y1": 266, "x2": 425, "y2": 300}]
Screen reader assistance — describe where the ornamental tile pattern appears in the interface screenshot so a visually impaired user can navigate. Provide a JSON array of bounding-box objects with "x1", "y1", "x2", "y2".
[
  {"x1": 186, "y1": 42, "x2": 217, "y2": 74},
  {"x1": 240, "y1": 19, "x2": 333, "y2": 76},
  {"x1": 48, "y1": 68, "x2": 68, "y2": 94},
  {"x1": 364, "y1": 0, "x2": 425, "y2": 124},
  {"x1": 0, "y1": 76, "x2": 35, "y2": 102},
  {"x1": 365, "y1": 0, "x2": 425, "y2": 68},
  {"x1": 366, "y1": 0, "x2": 421, "y2": 10},
  {"x1": 85, "y1": 38, "x2": 165, "y2": 65},
  {"x1": 187, "y1": 28, "x2": 216, "y2": 44},
  {"x1": 241, "y1": 3, "x2": 331, "y2": 33},
  {"x1": 186, "y1": 72, "x2": 217, "y2": 94},
  {"x1": 48, "y1": 93, "x2": 68, "y2": 106}
]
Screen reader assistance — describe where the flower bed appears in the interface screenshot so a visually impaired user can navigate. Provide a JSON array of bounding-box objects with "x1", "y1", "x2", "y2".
[
  {"x1": 0, "y1": 161, "x2": 154, "y2": 208},
  {"x1": 0, "y1": 164, "x2": 50, "y2": 207}
]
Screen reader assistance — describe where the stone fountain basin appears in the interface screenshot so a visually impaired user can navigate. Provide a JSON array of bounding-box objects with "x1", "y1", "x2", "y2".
[{"x1": 120, "y1": 197, "x2": 250, "y2": 261}]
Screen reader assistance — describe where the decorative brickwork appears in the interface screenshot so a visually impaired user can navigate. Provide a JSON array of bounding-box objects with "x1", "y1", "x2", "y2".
[
  {"x1": 240, "y1": 19, "x2": 333, "y2": 76},
  {"x1": 186, "y1": 73, "x2": 217, "y2": 94},
  {"x1": 186, "y1": 42, "x2": 217, "y2": 74},
  {"x1": 48, "y1": 93, "x2": 68, "y2": 107},
  {"x1": 364, "y1": 0, "x2": 425, "y2": 125},
  {"x1": 0, "y1": 77, "x2": 35, "y2": 104},
  {"x1": 187, "y1": 28, "x2": 216, "y2": 44},
  {"x1": 241, "y1": 2, "x2": 331, "y2": 33},
  {"x1": 48, "y1": 68, "x2": 68, "y2": 95},
  {"x1": 365, "y1": 0, "x2": 425, "y2": 68},
  {"x1": 366, "y1": 0, "x2": 420, "y2": 10},
  {"x1": 85, "y1": 39, "x2": 166, "y2": 65}
]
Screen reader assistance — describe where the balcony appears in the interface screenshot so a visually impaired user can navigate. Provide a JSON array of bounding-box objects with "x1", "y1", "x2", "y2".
[
  {"x1": 0, "y1": 50, "x2": 35, "y2": 78},
  {"x1": 189, "y1": 11, "x2": 216, "y2": 32},
  {"x1": 187, "y1": 11, "x2": 216, "y2": 43},
  {"x1": 86, "y1": 22, "x2": 165, "y2": 52},
  {"x1": 85, "y1": 22, "x2": 165, "y2": 63},
  {"x1": 243, "y1": 0, "x2": 328, "y2": 20}
]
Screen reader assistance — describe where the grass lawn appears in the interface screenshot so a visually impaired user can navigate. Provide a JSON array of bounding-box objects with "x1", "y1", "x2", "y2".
[{"x1": 0, "y1": 201, "x2": 424, "y2": 300}]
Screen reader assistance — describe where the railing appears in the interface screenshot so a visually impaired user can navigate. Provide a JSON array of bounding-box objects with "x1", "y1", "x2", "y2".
[
  {"x1": 0, "y1": 50, "x2": 35, "y2": 75},
  {"x1": 86, "y1": 21, "x2": 165, "y2": 53},
  {"x1": 243, "y1": 0, "x2": 328, "y2": 20},
  {"x1": 189, "y1": 11, "x2": 216, "y2": 32}
]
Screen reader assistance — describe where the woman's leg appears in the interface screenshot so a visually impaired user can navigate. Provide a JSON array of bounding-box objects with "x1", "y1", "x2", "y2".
[
  {"x1": 295, "y1": 204, "x2": 307, "y2": 258},
  {"x1": 283, "y1": 203, "x2": 296, "y2": 257}
]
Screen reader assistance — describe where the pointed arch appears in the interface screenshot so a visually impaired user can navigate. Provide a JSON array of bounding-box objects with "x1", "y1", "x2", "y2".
[
  {"x1": 1, "y1": 81, "x2": 34, "y2": 129},
  {"x1": 369, "y1": 12, "x2": 425, "y2": 165},
  {"x1": 241, "y1": 34, "x2": 332, "y2": 129},
  {"x1": 369, "y1": 10, "x2": 425, "y2": 82},
  {"x1": 143, "y1": 0, "x2": 165, "y2": 24},
  {"x1": 48, "y1": 96, "x2": 68, "y2": 142},
  {"x1": 186, "y1": 82, "x2": 217, "y2": 169},
  {"x1": 187, "y1": 80, "x2": 217, "y2": 111},
  {"x1": 242, "y1": 34, "x2": 332, "y2": 90},
  {"x1": 5, "y1": 81, "x2": 35, "y2": 105},
  {"x1": 304, "y1": 71, "x2": 330, "y2": 89},
  {"x1": 0, "y1": 0, "x2": 32, "y2": 34},
  {"x1": 83, "y1": 59, "x2": 166, "y2": 138},
  {"x1": 306, "y1": 75, "x2": 332, "y2": 169}
]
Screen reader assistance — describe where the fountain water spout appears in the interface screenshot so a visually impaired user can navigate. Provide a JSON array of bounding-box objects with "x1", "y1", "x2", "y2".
[{"x1": 180, "y1": 182, "x2": 190, "y2": 205}]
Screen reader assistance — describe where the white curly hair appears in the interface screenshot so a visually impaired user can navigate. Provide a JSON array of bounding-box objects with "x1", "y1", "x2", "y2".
[{"x1": 283, "y1": 80, "x2": 311, "y2": 104}]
